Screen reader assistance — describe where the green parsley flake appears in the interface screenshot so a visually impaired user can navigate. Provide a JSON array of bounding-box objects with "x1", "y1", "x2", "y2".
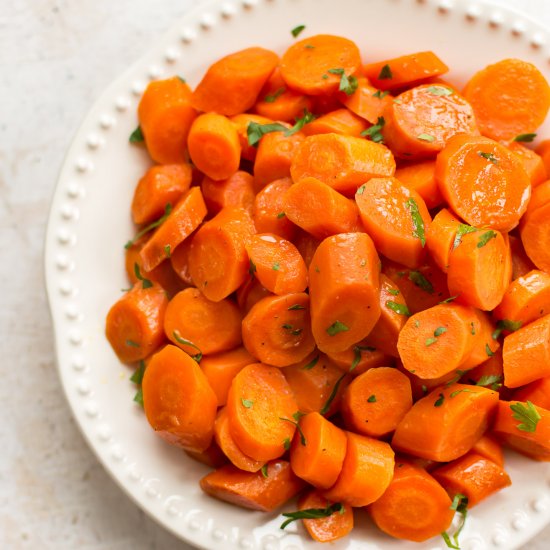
[
  {"x1": 477, "y1": 230, "x2": 497, "y2": 248},
  {"x1": 492, "y1": 319, "x2": 522, "y2": 340},
  {"x1": 434, "y1": 393, "x2": 445, "y2": 407},
  {"x1": 378, "y1": 64, "x2": 392, "y2": 80},
  {"x1": 129, "y1": 126, "x2": 144, "y2": 143},
  {"x1": 360, "y1": 116, "x2": 385, "y2": 143},
  {"x1": 302, "y1": 355, "x2": 319, "y2": 370},
  {"x1": 417, "y1": 133, "x2": 435, "y2": 142},
  {"x1": 478, "y1": 151, "x2": 499, "y2": 164},
  {"x1": 373, "y1": 89, "x2": 390, "y2": 99},
  {"x1": 280, "y1": 502, "x2": 344, "y2": 530},
  {"x1": 452, "y1": 223, "x2": 478, "y2": 250},
  {"x1": 291, "y1": 25, "x2": 305, "y2": 37},
  {"x1": 510, "y1": 400, "x2": 541, "y2": 433},
  {"x1": 326, "y1": 320, "x2": 349, "y2": 336},
  {"x1": 426, "y1": 86, "x2": 453, "y2": 96},
  {"x1": 386, "y1": 301, "x2": 411, "y2": 316},
  {"x1": 125, "y1": 203, "x2": 172, "y2": 249},
  {"x1": 367, "y1": 394, "x2": 377, "y2": 403},
  {"x1": 264, "y1": 87, "x2": 286, "y2": 103},
  {"x1": 241, "y1": 398, "x2": 254, "y2": 408},
  {"x1": 514, "y1": 133, "x2": 536, "y2": 142},
  {"x1": 409, "y1": 270, "x2": 434, "y2": 293},
  {"x1": 406, "y1": 198, "x2": 426, "y2": 247}
]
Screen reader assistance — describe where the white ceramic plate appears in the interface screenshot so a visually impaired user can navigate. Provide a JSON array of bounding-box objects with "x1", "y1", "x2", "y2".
[{"x1": 45, "y1": 0, "x2": 550, "y2": 548}]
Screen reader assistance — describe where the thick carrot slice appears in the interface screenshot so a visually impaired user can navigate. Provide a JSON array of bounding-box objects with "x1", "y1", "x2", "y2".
[
  {"x1": 514, "y1": 377, "x2": 550, "y2": 410},
  {"x1": 323, "y1": 432, "x2": 395, "y2": 507},
  {"x1": 462, "y1": 348, "x2": 505, "y2": 390},
  {"x1": 341, "y1": 367, "x2": 412, "y2": 437},
  {"x1": 383, "y1": 84, "x2": 478, "y2": 159},
  {"x1": 131, "y1": 164, "x2": 192, "y2": 225},
  {"x1": 425, "y1": 208, "x2": 462, "y2": 273},
  {"x1": 463, "y1": 58, "x2": 550, "y2": 141},
  {"x1": 246, "y1": 234, "x2": 308, "y2": 295},
  {"x1": 309, "y1": 233, "x2": 381, "y2": 354},
  {"x1": 459, "y1": 310, "x2": 500, "y2": 371},
  {"x1": 326, "y1": 343, "x2": 393, "y2": 375},
  {"x1": 199, "y1": 460, "x2": 305, "y2": 511},
  {"x1": 106, "y1": 282, "x2": 168, "y2": 363},
  {"x1": 241, "y1": 293, "x2": 315, "y2": 367},
  {"x1": 356, "y1": 177, "x2": 431, "y2": 268},
  {"x1": 292, "y1": 229, "x2": 321, "y2": 268},
  {"x1": 139, "y1": 187, "x2": 207, "y2": 272},
  {"x1": 226, "y1": 363, "x2": 298, "y2": 461},
  {"x1": 503, "y1": 314, "x2": 550, "y2": 388},
  {"x1": 188, "y1": 207, "x2": 255, "y2": 301},
  {"x1": 142, "y1": 345, "x2": 217, "y2": 451},
  {"x1": 509, "y1": 235, "x2": 536, "y2": 280},
  {"x1": 164, "y1": 287, "x2": 241, "y2": 357},
  {"x1": 520, "y1": 202, "x2": 550, "y2": 273},
  {"x1": 368, "y1": 462, "x2": 454, "y2": 543},
  {"x1": 471, "y1": 435, "x2": 505, "y2": 467},
  {"x1": 230, "y1": 113, "x2": 273, "y2": 161},
  {"x1": 507, "y1": 141, "x2": 547, "y2": 187},
  {"x1": 187, "y1": 113, "x2": 241, "y2": 181},
  {"x1": 364, "y1": 51, "x2": 449, "y2": 91},
  {"x1": 191, "y1": 47, "x2": 279, "y2": 115},
  {"x1": 137, "y1": 77, "x2": 197, "y2": 164},
  {"x1": 169, "y1": 237, "x2": 194, "y2": 287},
  {"x1": 280, "y1": 34, "x2": 362, "y2": 96},
  {"x1": 201, "y1": 170, "x2": 255, "y2": 215},
  {"x1": 290, "y1": 412, "x2": 347, "y2": 489},
  {"x1": 185, "y1": 441, "x2": 227, "y2": 469},
  {"x1": 392, "y1": 384, "x2": 499, "y2": 461},
  {"x1": 436, "y1": 134, "x2": 531, "y2": 232},
  {"x1": 525, "y1": 179, "x2": 550, "y2": 217},
  {"x1": 339, "y1": 77, "x2": 392, "y2": 124},
  {"x1": 236, "y1": 276, "x2": 273, "y2": 314},
  {"x1": 302, "y1": 108, "x2": 368, "y2": 137},
  {"x1": 291, "y1": 133, "x2": 395, "y2": 196},
  {"x1": 395, "y1": 160, "x2": 444, "y2": 209},
  {"x1": 283, "y1": 177, "x2": 359, "y2": 240}
]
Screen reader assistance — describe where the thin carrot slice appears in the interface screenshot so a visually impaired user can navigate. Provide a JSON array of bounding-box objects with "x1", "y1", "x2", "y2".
[
  {"x1": 302, "y1": 108, "x2": 368, "y2": 137},
  {"x1": 509, "y1": 235, "x2": 536, "y2": 280},
  {"x1": 201, "y1": 170, "x2": 255, "y2": 215},
  {"x1": 230, "y1": 113, "x2": 273, "y2": 161},
  {"x1": 513, "y1": 377, "x2": 550, "y2": 410},
  {"x1": 339, "y1": 77, "x2": 392, "y2": 124},
  {"x1": 471, "y1": 435, "x2": 505, "y2": 467},
  {"x1": 507, "y1": 141, "x2": 547, "y2": 187},
  {"x1": 395, "y1": 160, "x2": 444, "y2": 209},
  {"x1": 425, "y1": 208, "x2": 462, "y2": 273}
]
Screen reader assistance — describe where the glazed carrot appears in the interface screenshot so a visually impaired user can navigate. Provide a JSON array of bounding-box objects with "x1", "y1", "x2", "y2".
[
  {"x1": 525, "y1": 179, "x2": 550, "y2": 216},
  {"x1": 492, "y1": 400, "x2": 550, "y2": 461},
  {"x1": 200, "y1": 347, "x2": 255, "y2": 406},
  {"x1": 253, "y1": 177, "x2": 297, "y2": 241},
  {"x1": 339, "y1": 77, "x2": 392, "y2": 124},
  {"x1": 463, "y1": 58, "x2": 550, "y2": 141},
  {"x1": 289, "y1": 412, "x2": 347, "y2": 489},
  {"x1": 368, "y1": 462, "x2": 454, "y2": 542},
  {"x1": 137, "y1": 76, "x2": 197, "y2": 164},
  {"x1": 283, "y1": 177, "x2": 359, "y2": 240},
  {"x1": 280, "y1": 34, "x2": 362, "y2": 96},
  {"x1": 383, "y1": 84, "x2": 479, "y2": 159},
  {"x1": 364, "y1": 51, "x2": 449, "y2": 91},
  {"x1": 502, "y1": 314, "x2": 550, "y2": 388},
  {"x1": 459, "y1": 310, "x2": 500, "y2": 371},
  {"x1": 355, "y1": 177, "x2": 431, "y2": 268},
  {"x1": 200, "y1": 459, "x2": 305, "y2": 511},
  {"x1": 292, "y1": 229, "x2": 320, "y2": 269},
  {"x1": 507, "y1": 141, "x2": 547, "y2": 187},
  {"x1": 131, "y1": 164, "x2": 192, "y2": 225},
  {"x1": 241, "y1": 293, "x2": 315, "y2": 367},
  {"x1": 236, "y1": 276, "x2": 273, "y2": 314},
  {"x1": 392, "y1": 384, "x2": 499, "y2": 461},
  {"x1": 399, "y1": 363, "x2": 461, "y2": 402},
  {"x1": 201, "y1": 170, "x2": 255, "y2": 215},
  {"x1": 297, "y1": 490, "x2": 354, "y2": 543},
  {"x1": 395, "y1": 160, "x2": 444, "y2": 209},
  {"x1": 302, "y1": 108, "x2": 368, "y2": 137},
  {"x1": 188, "y1": 207, "x2": 255, "y2": 301},
  {"x1": 310, "y1": 94, "x2": 342, "y2": 115},
  {"x1": 169, "y1": 237, "x2": 194, "y2": 287},
  {"x1": 463, "y1": 348, "x2": 505, "y2": 391},
  {"x1": 185, "y1": 441, "x2": 228, "y2": 469},
  {"x1": 341, "y1": 367, "x2": 412, "y2": 437},
  {"x1": 164, "y1": 287, "x2": 242, "y2": 356},
  {"x1": 471, "y1": 435, "x2": 505, "y2": 467},
  {"x1": 230, "y1": 113, "x2": 273, "y2": 161},
  {"x1": 326, "y1": 343, "x2": 393, "y2": 376},
  {"x1": 106, "y1": 282, "x2": 168, "y2": 363},
  {"x1": 514, "y1": 377, "x2": 550, "y2": 410},
  {"x1": 226, "y1": 363, "x2": 298, "y2": 461},
  {"x1": 214, "y1": 408, "x2": 264, "y2": 473},
  {"x1": 139, "y1": 187, "x2": 207, "y2": 272},
  {"x1": 187, "y1": 113, "x2": 241, "y2": 181},
  {"x1": 520, "y1": 201, "x2": 550, "y2": 273},
  {"x1": 425, "y1": 208, "x2": 462, "y2": 273},
  {"x1": 191, "y1": 47, "x2": 279, "y2": 116},
  {"x1": 246, "y1": 233, "x2": 308, "y2": 295},
  {"x1": 436, "y1": 134, "x2": 531, "y2": 232},
  {"x1": 323, "y1": 432, "x2": 395, "y2": 507},
  {"x1": 536, "y1": 140, "x2": 550, "y2": 174},
  {"x1": 509, "y1": 235, "x2": 536, "y2": 280},
  {"x1": 290, "y1": 133, "x2": 395, "y2": 196},
  {"x1": 142, "y1": 345, "x2": 217, "y2": 451},
  {"x1": 309, "y1": 233, "x2": 381, "y2": 354}
]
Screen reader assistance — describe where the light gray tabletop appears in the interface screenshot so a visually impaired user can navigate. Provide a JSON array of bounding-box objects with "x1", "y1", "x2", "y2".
[{"x1": 0, "y1": 0, "x2": 548, "y2": 548}]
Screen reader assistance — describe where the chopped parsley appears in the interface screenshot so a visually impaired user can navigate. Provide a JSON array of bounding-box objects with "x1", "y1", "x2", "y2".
[
  {"x1": 510, "y1": 401, "x2": 541, "y2": 433},
  {"x1": 492, "y1": 319, "x2": 522, "y2": 340},
  {"x1": 386, "y1": 301, "x2": 411, "y2": 316},
  {"x1": 373, "y1": 89, "x2": 390, "y2": 99},
  {"x1": 452, "y1": 223, "x2": 477, "y2": 250},
  {"x1": 378, "y1": 64, "x2": 393, "y2": 80},
  {"x1": 172, "y1": 330, "x2": 203, "y2": 362},
  {"x1": 367, "y1": 394, "x2": 377, "y2": 403},
  {"x1": 417, "y1": 133, "x2": 435, "y2": 142},
  {"x1": 409, "y1": 270, "x2": 434, "y2": 293},
  {"x1": 241, "y1": 398, "x2": 254, "y2": 408},
  {"x1": 328, "y1": 68, "x2": 358, "y2": 95},
  {"x1": 477, "y1": 230, "x2": 497, "y2": 248},
  {"x1": 434, "y1": 393, "x2": 445, "y2": 407},
  {"x1": 129, "y1": 126, "x2": 144, "y2": 143},
  {"x1": 514, "y1": 133, "x2": 536, "y2": 142},
  {"x1": 291, "y1": 25, "x2": 306, "y2": 38},
  {"x1": 426, "y1": 86, "x2": 453, "y2": 96},
  {"x1": 478, "y1": 151, "x2": 499, "y2": 164},
  {"x1": 134, "y1": 263, "x2": 153, "y2": 289},
  {"x1": 326, "y1": 320, "x2": 349, "y2": 336},
  {"x1": 302, "y1": 355, "x2": 319, "y2": 370},
  {"x1": 125, "y1": 203, "x2": 172, "y2": 249},
  {"x1": 280, "y1": 502, "x2": 344, "y2": 530},
  {"x1": 406, "y1": 197, "x2": 426, "y2": 247},
  {"x1": 264, "y1": 87, "x2": 286, "y2": 103},
  {"x1": 360, "y1": 116, "x2": 385, "y2": 143}
]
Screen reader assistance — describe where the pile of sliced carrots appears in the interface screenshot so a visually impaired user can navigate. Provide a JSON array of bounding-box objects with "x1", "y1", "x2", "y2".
[{"x1": 106, "y1": 27, "x2": 550, "y2": 547}]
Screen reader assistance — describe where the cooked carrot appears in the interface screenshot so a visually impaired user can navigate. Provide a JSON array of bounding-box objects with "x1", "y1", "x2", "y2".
[
  {"x1": 364, "y1": 51, "x2": 449, "y2": 91},
  {"x1": 356, "y1": 177, "x2": 431, "y2": 268},
  {"x1": 526, "y1": 179, "x2": 550, "y2": 216},
  {"x1": 309, "y1": 233, "x2": 381, "y2": 354},
  {"x1": 241, "y1": 293, "x2": 315, "y2": 367},
  {"x1": 246, "y1": 233, "x2": 308, "y2": 295},
  {"x1": 459, "y1": 309, "x2": 500, "y2": 371},
  {"x1": 425, "y1": 208, "x2": 462, "y2": 273},
  {"x1": 341, "y1": 367, "x2": 412, "y2": 437},
  {"x1": 290, "y1": 412, "x2": 347, "y2": 489},
  {"x1": 280, "y1": 34, "x2": 362, "y2": 96},
  {"x1": 399, "y1": 363, "x2": 460, "y2": 402},
  {"x1": 131, "y1": 164, "x2": 192, "y2": 225},
  {"x1": 310, "y1": 93, "x2": 343, "y2": 115},
  {"x1": 502, "y1": 314, "x2": 550, "y2": 388},
  {"x1": 392, "y1": 383, "x2": 499, "y2": 461},
  {"x1": 520, "y1": 201, "x2": 550, "y2": 273},
  {"x1": 188, "y1": 207, "x2": 255, "y2": 301},
  {"x1": 471, "y1": 435, "x2": 505, "y2": 467},
  {"x1": 326, "y1": 343, "x2": 393, "y2": 376},
  {"x1": 185, "y1": 441, "x2": 227, "y2": 469},
  {"x1": 509, "y1": 235, "x2": 536, "y2": 280},
  {"x1": 507, "y1": 141, "x2": 547, "y2": 187},
  {"x1": 536, "y1": 140, "x2": 550, "y2": 174},
  {"x1": 200, "y1": 346, "x2": 255, "y2": 406},
  {"x1": 339, "y1": 77, "x2": 392, "y2": 124},
  {"x1": 187, "y1": 113, "x2": 241, "y2": 181},
  {"x1": 297, "y1": 490, "x2": 354, "y2": 543},
  {"x1": 214, "y1": 407, "x2": 264, "y2": 473},
  {"x1": 142, "y1": 345, "x2": 217, "y2": 451},
  {"x1": 302, "y1": 108, "x2": 368, "y2": 137},
  {"x1": 292, "y1": 229, "x2": 320, "y2": 268},
  {"x1": 200, "y1": 459, "x2": 305, "y2": 511},
  {"x1": 395, "y1": 160, "x2": 444, "y2": 209},
  {"x1": 201, "y1": 170, "x2": 255, "y2": 215},
  {"x1": 462, "y1": 348, "x2": 505, "y2": 392},
  {"x1": 463, "y1": 58, "x2": 550, "y2": 141},
  {"x1": 169, "y1": 236, "x2": 194, "y2": 287},
  {"x1": 230, "y1": 113, "x2": 273, "y2": 161},
  {"x1": 191, "y1": 47, "x2": 279, "y2": 115},
  {"x1": 137, "y1": 77, "x2": 197, "y2": 164},
  {"x1": 236, "y1": 276, "x2": 273, "y2": 314},
  {"x1": 164, "y1": 287, "x2": 242, "y2": 356},
  {"x1": 106, "y1": 282, "x2": 168, "y2": 363},
  {"x1": 139, "y1": 187, "x2": 207, "y2": 272},
  {"x1": 492, "y1": 400, "x2": 550, "y2": 461},
  {"x1": 226, "y1": 363, "x2": 298, "y2": 461},
  {"x1": 383, "y1": 84, "x2": 479, "y2": 159},
  {"x1": 323, "y1": 432, "x2": 395, "y2": 507},
  {"x1": 283, "y1": 177, "x2": 359, "y2": 239},
  {"x1": 290, "y1": 133, "x2": 395, "y2": 196},
  {"x1": 514, "y1": 377, "x2": 550, "y2": 410},
  {"x1": 436, "y1": 135, "x2": 531, "y2": 232},
  {"x1": 368, "y1": 461, "x2": 454, "y2": 542}
]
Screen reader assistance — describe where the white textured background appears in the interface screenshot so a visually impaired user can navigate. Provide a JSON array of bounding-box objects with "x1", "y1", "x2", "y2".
[{"x1": 0, "y1": 0, "x2": 548, "y2": 548}]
